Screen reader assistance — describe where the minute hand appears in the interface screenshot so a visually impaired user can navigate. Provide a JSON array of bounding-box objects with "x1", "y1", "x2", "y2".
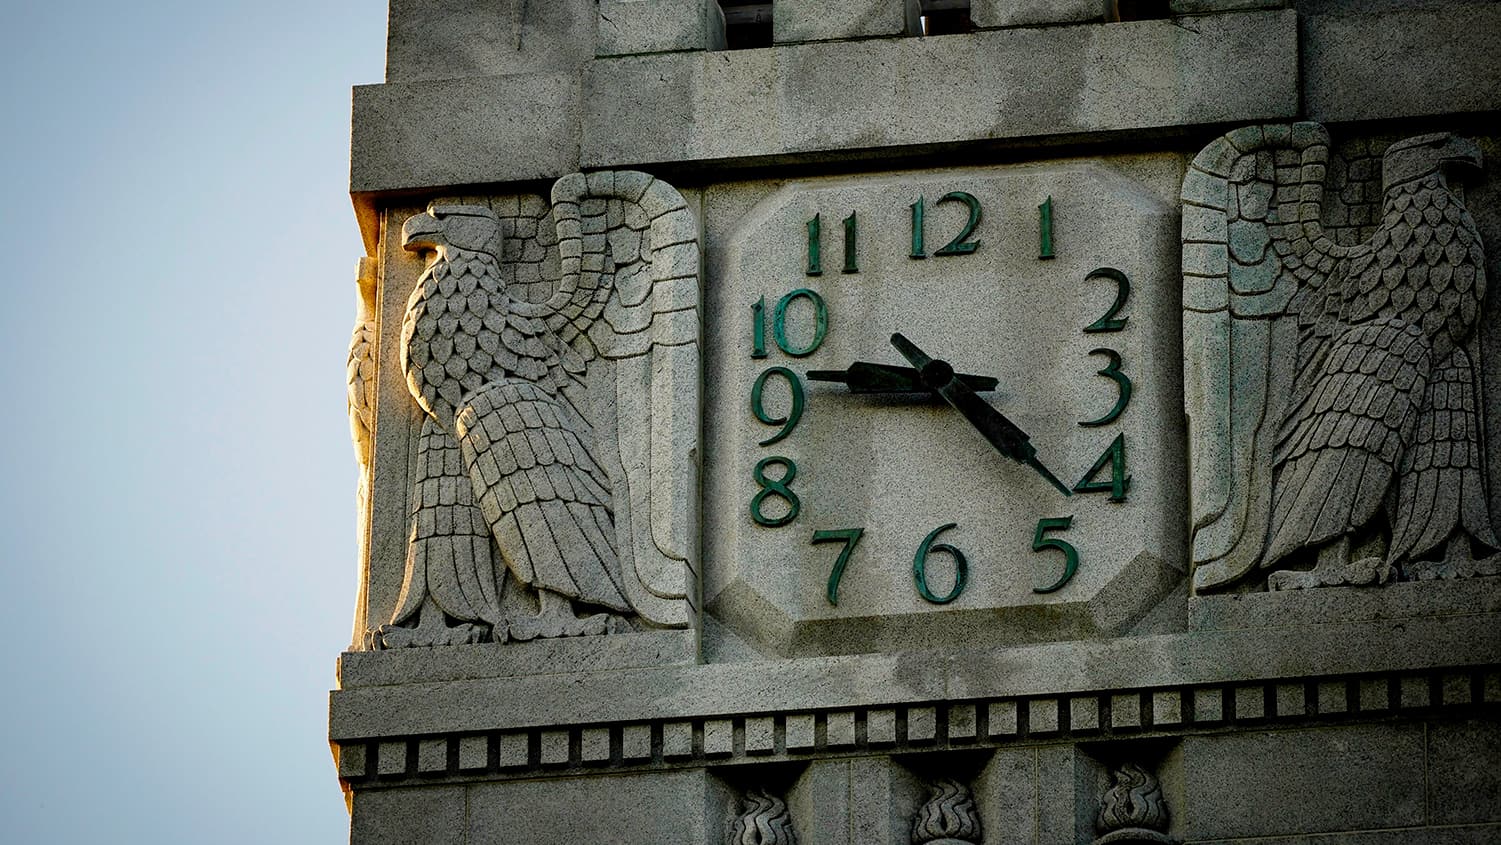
[{"x1": 890, "y1": 333, "x2": 1072, "y2": 497}]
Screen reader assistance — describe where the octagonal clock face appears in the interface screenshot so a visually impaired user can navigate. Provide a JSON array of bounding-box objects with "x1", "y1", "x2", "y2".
[{"x1": 702, "y1": 163, "x2": 1188, "y2": 657}]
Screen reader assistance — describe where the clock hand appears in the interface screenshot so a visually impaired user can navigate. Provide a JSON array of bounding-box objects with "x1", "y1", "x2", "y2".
[
  {"x1": 889, "y1": 333, "x2": 1073, "y2": 497},
  {"x1": 807, "y1": 361, "x2": 999, "y2": 394}
]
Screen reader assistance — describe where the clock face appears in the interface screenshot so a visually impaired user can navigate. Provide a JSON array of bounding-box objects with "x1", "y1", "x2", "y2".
[{"x1": 701, "y1": 163, "x2": 1188, "y2": 657}]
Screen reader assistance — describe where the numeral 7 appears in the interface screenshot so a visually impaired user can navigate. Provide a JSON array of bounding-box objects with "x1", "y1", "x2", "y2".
[{"x1": 812, "y1": 528, "x2": 865, "y2": 606}]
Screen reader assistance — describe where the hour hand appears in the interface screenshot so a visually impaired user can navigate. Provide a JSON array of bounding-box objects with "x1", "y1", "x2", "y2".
[
  {"x1": 889, "y1": 333, "x2": 1073, "y2": 497},
  {"x1": 807, "y1": 361, "x2": 1000, "y2": 395}
]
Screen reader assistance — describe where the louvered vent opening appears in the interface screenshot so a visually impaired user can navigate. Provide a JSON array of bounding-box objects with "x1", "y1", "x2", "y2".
[
  {"x1": 919, "y1": 0, "x2": 974, "y2": 36},
  {"x1": 1109, "y1": 0, "x2": 1172, "y2": 21},
  {"x1": 719, "y1": 0, "x2": 773, "y2": 49}
]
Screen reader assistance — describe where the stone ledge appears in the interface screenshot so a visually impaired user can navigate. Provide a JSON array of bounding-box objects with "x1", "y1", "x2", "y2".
[
  {"x1": 333, "y1": 663, "x2": 1501, "y2": 786},
  {"x1": 348, "y1": 11, "x2": 1297, "y2": 195},
  {"x1": 338, "y1": 630, "x2": 697, "y2": 688},
  {"x1": 1304, "y1": 3, "x2": 1501, "y2": 123},
  {"x1": 329, "y1": 611, "x2": 1501, "y2": 741},
  {"x1": 1190, "y1": 578, "x2": 1501, "y2": 632}
]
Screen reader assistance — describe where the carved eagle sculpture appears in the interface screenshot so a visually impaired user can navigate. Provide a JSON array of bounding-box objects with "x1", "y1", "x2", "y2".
[
  {"x1": 1184, "y1": 124, "x2": 1498, "y2": 591},
  {"x1": 376, "y1": 172, "x2": 700, "y2": 646}
]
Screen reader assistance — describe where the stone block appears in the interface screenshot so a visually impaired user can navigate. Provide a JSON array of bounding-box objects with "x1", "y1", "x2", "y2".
[
  {"x1": 868, "y1": 708, "x2": 898, "y2": 745},
  {"x1": 908, "y1": 706, "x2": 937, "y2": 744},
  {"x1": 385, "y1": 0, "x2": 596, "y2": 82},
  {"x1": 597, "y1": 0, "x2": 725, "y2": 56},
  {"x1": 351, "y1": 72, "x2": 582, "y2": 195},
  {"x1": 773, "y1": 0, "x2": 921, "y2": 43},
  {"x1": 1030, "y1": 698, "x2": 1060, "y2": 734},
  {"x1": 789, "y1": 758, "x2": 924, "y2": 845},
  {"x1": 457, "y1": 735, "x2": 489, "y2": 771},
  {"x1": 622, "y1": 723, "x2": 653, "y2": 760},
  {"x1": 539, "y1": 729, "x2": 571, "y2": 766},
  {"x1": 350, "y1": 785, "x2": 465, "y2": 844},
  {"x1": 1171, "y1": 0, "x2": 1282, "y2": 12},
  {"x1": 1111, "y1": 693, "x2": 1142, "y2": 729},
  {"x1": 971, "y1": 0, "x2": 1104, "y2": 28},
  {"x1": 988, "y1": 700, "x2": 1019, "y2": 736},
  {"x1": 467, "y1": 770, "x2": 723, "y2": 844},
  {"x1": 1275, "y1": 682, "x2": 1306, "y2": 717},
  {"x1": 581, "y1": 727, "x2": 612, "y2": 762},
  {"x1": 1180, "y1": 725, "x2": 1426, "y2": 840},
  {"x1": 1427, "y1": 718, "x2": 1501, "y2": 825},
  {"x1": 1318, "y1": 680, "x2": 1349, "y2": 714},
  {"x1": 417, "y1": 738, "x2": 448, "y2": 773},
  {"x1": 745, "y1": 716, "x2": 776, "y2": 754},
  {"x1": 579, "y1": 10, "x2": 1297, "y2": 171},
  {"x1": 377, "y1": 740, "x2": 408, "y2": 776},
  {"x1": 663, "y1": 720, "x2": 694, "y2": 758},
  {"x1": 974, "y1": 748, "x2": 1040, "y2": 843},
  {"x1": 1070, "y1": 696, "x2": 1101, "y2": 733},
  {"x1": 337, "y1": 742, "x2": 369, "y2": 779},
  {"x1": 825, "y1": 711, "x2": 856, "y2": 748},
  {"x1": 786, "y1": 713, "x2": 816, "y2": 750},
  {"x1": 704, "y1": 718, "x2": 734, "y2": 756},
  {"x1": 1152, "y1": 690, "x2": 1183, "y2": 725},
  {"x1": 1235, "y1": 685, "x2": 1266, "y2": 720},
  {"x1": 498, "y1": 732, "x2": 529, "y2": 768},
  {"x1": 337, "y1": 630, "x2": 695, "y2": 687},
  {"x1": 1194, "y1": 687, "x2": 1225, "y2": 723},
  {"x1": 948, "y1": 703, "x2": 978, "y2": 740},
  {"x1": 1304, "y1": 3, "x2": 1501, "y2": 123}
]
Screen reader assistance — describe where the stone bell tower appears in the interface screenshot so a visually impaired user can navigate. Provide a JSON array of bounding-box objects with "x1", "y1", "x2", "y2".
[{"x1": 333, "y1": 2, "x2": 1501, "y2": 842}]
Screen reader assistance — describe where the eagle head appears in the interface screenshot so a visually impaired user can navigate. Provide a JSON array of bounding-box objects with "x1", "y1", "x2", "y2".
[
  {"x1": 1382, "y1": 133, "x2": 1483, "y2": 190},
  {"x1": 401, "y1": 203, "x2": 504, "y2": 261}
]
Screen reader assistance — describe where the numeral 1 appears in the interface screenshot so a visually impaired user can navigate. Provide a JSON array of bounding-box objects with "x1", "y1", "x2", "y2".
[
  {"x1": 842, "y1": 211, "x2": 858, "y2": 274},
  {"x1": 806, "y1": 214, "x2": 822, "y2": 276},
  {"x1": 1039, "y1": 196, "x2": 1055, "y2": 259},
  {"x1": 909, "y1": 198, "x2": 925, "y2": 259},
  {"x1": 751, "y1": 296, "x2": 768, "y2": 358}
]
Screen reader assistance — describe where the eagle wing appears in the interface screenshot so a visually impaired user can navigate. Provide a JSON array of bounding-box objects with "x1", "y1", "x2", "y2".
[
  {"x1": 521, "y1": 171, "x2": 701, "y2": 628},
  {"x1": 1182, "y1": 122, "x2": 1356, "y2": 590}
]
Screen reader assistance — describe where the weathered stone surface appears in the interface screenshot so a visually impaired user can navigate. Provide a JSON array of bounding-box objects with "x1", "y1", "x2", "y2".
[
  {"x1": 1171, "y1": 0, "x2": 1283, "y2": 12},
  {"x1": 385, "y1": 0, "x2": 596, "y2": 82},
  {"x1": 582, "y1": 11, "x2": 1296, "y2": 171},
  {"x1": 971, "y1": 0, "x2": 1104, "y2": 28},
  {"x1": 349, "y1": 11, "x2": 1297, "y2": 193},
  {"x1": 596, "y1": 0, "x2": 726, "y2": 56},
  {"x1": 1427, "y1": 719, "x2": 1501, "y2": 825},
  {"x1": 350, "y1": 74, "x2": 582, "y2": 194},
  {"x1": 772, "y1": 0, "x2": 922, "y2": 43},
  {"x1": 466, "y1": 770, "x2": 728, "y2": 844},
  {"x1": 349, "y1": 785, "x2": 465, "y2": 844},
  {"x1": 330, "y1": 612, "x2": 1499, "y2": 740},
  {"x1": 338, "y1": 630, "x2": 695, "y2": 687},
  {"x1": 1304, "y1": 3, "x2": 1501, "y2": 123},
  {"x1": 1181, "y1": 725, "x2": 1426, "y2": 840}
]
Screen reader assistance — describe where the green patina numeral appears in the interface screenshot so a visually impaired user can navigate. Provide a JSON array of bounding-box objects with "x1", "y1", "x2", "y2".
[
  {"x1": 1084, "y1": 267, "x2": 1130, "y2": 333},
  {"x1": 913, "y1": 522, "x2": 968, "y2": 604},
  {"x1": 1079, "y1": 348, "x2": 1131, "y2": 427},
  {"x1": 751, "y1": 366, "x2": 805, "y2": 446},
  {"x1": 1039, "y1": 196, "x2": 1055, "y2": 260},
  {"x1": 750, "y1": 456, "x2": 800, "y2": 527},
  {"x1": 751, "y1": 296, "x2": 768, "y2": 359},
  {"x1": 933, "y1": 191, "x2": 981, "y2": 256},
  {"x1": 812, "y1": 527, "x2": 865, "y2": 606},
  {"x1": 806, "y1": 214, "x2": 822, "y2": 276},
  {"x1": 1031, "y1": 516, "x2": 1078, "y2": 593},
  {"x1": 909, "y1": 197, "x2": 925, "y2": 259},
  {"x1": 1074, "y1": 433, "x2": 1131, "y2": 502},
  {"x1": 772, "y1": 288, "x2": 828, "y2": 357},
  {"x1": 842, "y1": 211, "x2": 858, "y2": 274}
]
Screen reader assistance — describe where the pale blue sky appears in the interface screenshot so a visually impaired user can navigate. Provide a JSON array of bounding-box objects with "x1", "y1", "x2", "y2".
[{"x1": 0, "y1": 3, "x2": 386, "y2": 841}]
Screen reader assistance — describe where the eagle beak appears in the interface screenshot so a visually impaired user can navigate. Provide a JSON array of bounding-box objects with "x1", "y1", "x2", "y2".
[
  {"x1": 1440, "y1": 136, "x2": 1484, "y2": 174},
  {"x1": 401, "y1": 211, "x2": 443, "y2": 252}
]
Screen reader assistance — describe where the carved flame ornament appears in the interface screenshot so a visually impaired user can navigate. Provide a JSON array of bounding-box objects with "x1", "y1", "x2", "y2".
[
  {"x1": 911, "y1": 778, "x2": 982, "y2": 845},
  {"x1": 729, "y1": 789, "x2": 798, "y2": 845},
  {"x1": 1093, "y1": 762, "x2": 1177, "y2": 845}
]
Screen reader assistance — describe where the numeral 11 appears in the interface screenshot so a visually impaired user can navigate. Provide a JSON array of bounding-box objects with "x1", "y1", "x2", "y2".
[{"x1": 806, "y1": 212, "x2": 858, "y2": 275}]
